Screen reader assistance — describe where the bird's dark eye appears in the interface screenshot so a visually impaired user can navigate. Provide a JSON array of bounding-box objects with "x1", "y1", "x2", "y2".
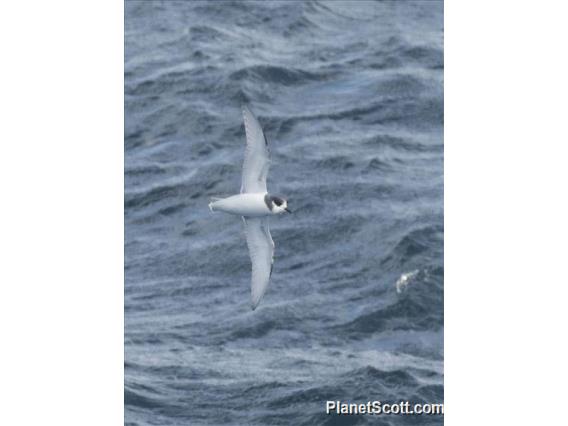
[{"x1": 274, "y1": 199, "x2": 283, "y2": 206}]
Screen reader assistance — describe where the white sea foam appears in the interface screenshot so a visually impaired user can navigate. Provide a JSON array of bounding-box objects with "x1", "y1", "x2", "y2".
[{"x1": 396, "y1": 270, "x2": 420, "y2": 293}]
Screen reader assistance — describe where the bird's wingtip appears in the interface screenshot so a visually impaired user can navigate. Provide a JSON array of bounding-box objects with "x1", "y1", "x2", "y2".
[{"x1": 251, "y1": 296, "x2": 261, "y2": 311}]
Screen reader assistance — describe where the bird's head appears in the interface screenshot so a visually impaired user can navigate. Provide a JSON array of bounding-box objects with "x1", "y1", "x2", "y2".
[{"x1": 268, "y1": 195, "x2": 292, "y2": 214}]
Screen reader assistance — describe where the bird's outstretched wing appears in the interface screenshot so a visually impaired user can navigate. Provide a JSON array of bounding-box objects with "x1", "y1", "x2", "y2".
[
  {"x1": 243, "y1": 217, "x2": 274, "y2": 310},
  {"x1": 241, "y1": 105, "x2": 270, "y2": 194}
]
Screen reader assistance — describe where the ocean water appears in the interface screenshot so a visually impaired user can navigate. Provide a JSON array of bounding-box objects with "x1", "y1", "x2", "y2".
[{"x1": 125, "y1": 1, "x2": 443, "y2": 425}]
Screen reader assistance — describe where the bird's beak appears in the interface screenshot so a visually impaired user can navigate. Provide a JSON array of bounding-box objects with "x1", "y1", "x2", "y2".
[{"x1": 285, "y1": 207, "x2": 292, "y2": 214}]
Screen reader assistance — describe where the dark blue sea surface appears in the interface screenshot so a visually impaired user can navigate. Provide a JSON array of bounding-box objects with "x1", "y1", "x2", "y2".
[{"x1": 125, "y1": 1, "x2": 443, "y2": 425}]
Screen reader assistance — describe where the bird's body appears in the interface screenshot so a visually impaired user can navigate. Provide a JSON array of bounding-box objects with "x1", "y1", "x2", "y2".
[
  {"x1": 209, "y1": 193, "x2": 270, "y2": 217},
  {"x1": 208, "y1": 106, "x2": 291, "y2": 310}
]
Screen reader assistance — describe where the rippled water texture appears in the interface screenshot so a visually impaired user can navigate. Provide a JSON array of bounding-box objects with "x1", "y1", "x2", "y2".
[{"x1": 125, "y1": 1, "x2": 443, "y2": 425}]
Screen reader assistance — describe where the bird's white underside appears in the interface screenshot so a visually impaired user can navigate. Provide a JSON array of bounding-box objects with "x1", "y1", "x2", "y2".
[{"x1": 209, "y1": 192, "x2": 270, "y2": 217}]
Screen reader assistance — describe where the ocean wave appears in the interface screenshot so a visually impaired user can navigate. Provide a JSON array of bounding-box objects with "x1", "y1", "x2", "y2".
[
  {"x1": 381, "y1": 225, "x2": 444, "y2": 271},
  {"x1": 229, "y1": 65, "x2": 328, "y2": 86}
]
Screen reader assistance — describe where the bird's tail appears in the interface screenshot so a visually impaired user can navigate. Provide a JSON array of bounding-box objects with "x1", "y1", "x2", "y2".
[{"x1": 208, "y1": 197, "x2": 222, "y2": 212}]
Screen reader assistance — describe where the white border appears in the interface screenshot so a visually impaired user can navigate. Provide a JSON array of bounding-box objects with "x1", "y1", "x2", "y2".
[
  {"x1": 446, "y1": 0, "x2": 568, "y2": 424},
  {"x1": 0, "y1": 1, "x2": 123, "y2": 424},
  {"x1": 1, "y1": 0, "x2": 567, "y2": 424}
]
